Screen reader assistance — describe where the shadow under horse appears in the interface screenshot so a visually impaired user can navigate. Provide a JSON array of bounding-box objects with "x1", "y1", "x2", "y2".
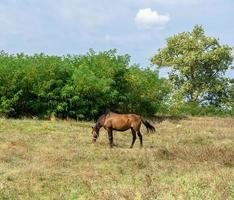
[{"x1": 91, "y1": 112, "x2": 155, "y2": 148}]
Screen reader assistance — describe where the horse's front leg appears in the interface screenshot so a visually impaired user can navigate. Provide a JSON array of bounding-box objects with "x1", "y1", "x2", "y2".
[{"x1": 107, "y1": 129, "x2": 113, "y2": 148}]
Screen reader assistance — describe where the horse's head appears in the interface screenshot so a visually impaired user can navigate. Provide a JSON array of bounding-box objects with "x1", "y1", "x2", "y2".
[{"x1": 91, "y1": 126, "x2": 99, "y2": 142}]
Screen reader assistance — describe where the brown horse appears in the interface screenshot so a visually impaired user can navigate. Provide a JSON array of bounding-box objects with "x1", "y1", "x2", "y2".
[{"x1": 91, "y1": 112, "x2": 155, "y2": 148}]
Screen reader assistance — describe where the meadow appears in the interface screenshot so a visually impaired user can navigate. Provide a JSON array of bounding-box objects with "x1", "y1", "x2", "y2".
[{"x1": 0, "y1": 116, "x2": 233, "y2": 200}]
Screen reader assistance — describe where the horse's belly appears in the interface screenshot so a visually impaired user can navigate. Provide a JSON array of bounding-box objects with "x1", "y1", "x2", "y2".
[
  {"x1": 110, "y1": 118, "x2": 131, "y2": 131},
  {"x1": 113, "y1": 126, "x2": 129, "y2": 131}
]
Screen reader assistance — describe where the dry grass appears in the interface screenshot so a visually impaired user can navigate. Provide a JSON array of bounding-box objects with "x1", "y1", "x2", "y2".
[{"x1": 0, "y1": 116, "x2": 233, "y2": 200}]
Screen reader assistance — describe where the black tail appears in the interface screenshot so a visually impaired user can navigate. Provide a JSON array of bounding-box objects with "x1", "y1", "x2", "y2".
[{"x1": 141, "y1": 117, "x2": 155, "y2": 133}]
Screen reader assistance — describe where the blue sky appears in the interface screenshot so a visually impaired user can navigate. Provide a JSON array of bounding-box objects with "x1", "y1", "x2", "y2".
[{"x1": 0, "y1": 0, "x2": 233, "y2": 77}]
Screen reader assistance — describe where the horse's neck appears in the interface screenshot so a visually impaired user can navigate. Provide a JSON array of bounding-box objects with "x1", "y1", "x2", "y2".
[
  {"x1": 98, "y1": 114, "x2": 107, "y2": 125},
  {"x1": 95, "y1": 122, "x2": 102, "y2": 130},
  {"x1": 95, "y1": 113, "x2": 110, "y2": 130}
]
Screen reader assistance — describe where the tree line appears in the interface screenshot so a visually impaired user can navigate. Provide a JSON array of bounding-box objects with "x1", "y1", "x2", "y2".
[
  {"x1": 0, "y1": 49, "x2": 170, "y2": 119},
  {"x1": 0, "y1": 26, "x2": 233, "y2": 119}
]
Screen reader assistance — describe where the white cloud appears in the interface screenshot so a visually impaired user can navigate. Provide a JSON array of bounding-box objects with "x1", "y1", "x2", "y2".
[{"x1": 135, "y1": 8, "x2": 170, "y2": 29}]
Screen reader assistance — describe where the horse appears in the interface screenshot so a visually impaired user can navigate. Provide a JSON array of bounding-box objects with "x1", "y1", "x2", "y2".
[{"x1": 91, "y1": 112, "x2": 155, "y2": 148}]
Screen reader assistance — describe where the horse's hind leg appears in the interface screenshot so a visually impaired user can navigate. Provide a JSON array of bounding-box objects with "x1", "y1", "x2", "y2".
[
  {"x1": 130, "y1": 128, "x2": 136, "y2": 148},
  {"x1": 137, "y1": 131, "x2": 143, "y2": 148}
]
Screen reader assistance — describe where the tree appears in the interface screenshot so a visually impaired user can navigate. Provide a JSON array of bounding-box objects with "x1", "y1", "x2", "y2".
[
  {"x1": 124, "y1": 66, "x2": 171, "y2": 115},
  {"x1": 151, "y1": 25, "x2": 233, "y2": 108}
]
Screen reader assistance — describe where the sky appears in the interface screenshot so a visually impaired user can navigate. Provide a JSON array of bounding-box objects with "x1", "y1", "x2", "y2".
[{"x1": 0, "y1": 0, "x2": 233, "y2": 77}]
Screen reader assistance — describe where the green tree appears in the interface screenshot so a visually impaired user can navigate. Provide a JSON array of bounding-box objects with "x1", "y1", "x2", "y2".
[
  {"x1": 124, "y1": 66, "x2": 171, "y2": 115},
  {"x1": 151, "y1": 25, "x2": 233, "y2": 108},
  {"x1": 60, "y1": 49, "x2": 131, "y2": 120}
]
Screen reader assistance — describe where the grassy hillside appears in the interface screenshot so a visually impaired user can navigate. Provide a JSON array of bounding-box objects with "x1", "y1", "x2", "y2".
[{"x1": 0, "y1": 117, "x2": 233, "y2": 200}]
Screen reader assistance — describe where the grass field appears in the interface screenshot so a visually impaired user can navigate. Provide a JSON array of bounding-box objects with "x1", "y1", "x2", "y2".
[{"x1": 0, "y1": 116, "x2": 233, "y2": 200}]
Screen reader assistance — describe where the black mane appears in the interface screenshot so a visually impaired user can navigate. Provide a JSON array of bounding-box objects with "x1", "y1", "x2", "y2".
[
  {"x1": 96, "y1": 114, "x2": 106, "y2": 124},
  {"x1": 94, "y1": 113, "x2": 107, "y2": 131}
]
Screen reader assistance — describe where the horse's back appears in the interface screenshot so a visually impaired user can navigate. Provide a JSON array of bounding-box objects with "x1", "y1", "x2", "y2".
[{"x1": 107, "y1": 112, "x2": 141, "y2": 122}]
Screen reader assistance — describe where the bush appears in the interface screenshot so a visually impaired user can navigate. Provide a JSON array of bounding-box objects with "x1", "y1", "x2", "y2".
[
  {"x1": 167, "y1": 101, "x2": 233, "y2": 117},
  {"x1": 0, "y1": 50, "x2": 170, "y2": 119}
]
